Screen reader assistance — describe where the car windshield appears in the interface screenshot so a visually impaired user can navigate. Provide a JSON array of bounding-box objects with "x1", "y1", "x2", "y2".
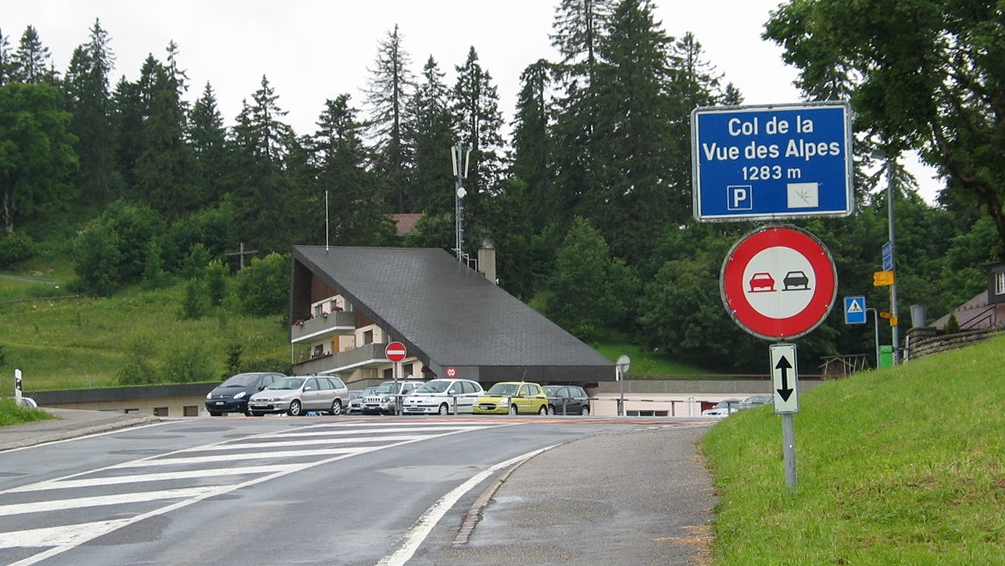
[
  {"x1": 270, "y1": 377, "x2": 305, "y2": 390},
  {"x1": 220, "y1": 373, "x2": 260, "y2": 387},
  {"x1": 415, "y1": 381, "x2": 450, "y2": 394},
  {"x1": 487, "y1": 383, "x2": 518, "y2": 396},
  {"x1": 543, "y1": 386, "x2": 561, "y2": 396},
  {"x1": 373, "y1": 382, "x2": 398, "y2": 394}
]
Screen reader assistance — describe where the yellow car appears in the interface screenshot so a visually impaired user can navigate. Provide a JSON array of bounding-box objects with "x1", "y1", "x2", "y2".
[{"x1": 473, "y1": 381, "x2": 549, "y2": 415}]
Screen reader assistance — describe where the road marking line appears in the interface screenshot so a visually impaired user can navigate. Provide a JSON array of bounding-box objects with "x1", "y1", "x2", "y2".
[
  {"x1": 375, "y1": 444, "x2": 558, "y2": 566},
  {"x1": 6, "y1": 464, "x2": 295, "y2": 493},
  {"x1": 0, "y1": 487, "x2": 218, "y2": 517}
]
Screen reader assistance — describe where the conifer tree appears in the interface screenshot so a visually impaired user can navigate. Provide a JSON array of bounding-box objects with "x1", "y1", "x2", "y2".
[
  {"x1": 403, "y1": 56, "x2": 455, "y2": 216},
  {"x1": 450, "y1": 46, "x2": 505, "y2": 250},
  {"x1": 365, "y1": 24, "x2": 414, "y2": 213},
  {"x1": 11, "y1": 26, "x2": 56, "y2": 84},
  {"x1": 63, "y1": 19, "x2": 117, "y2": 207},
  {"x1": 187, "y1": 82, "x2": 229, "y2": 205},
  {"x1": 0, "y1": 29, "x2": 11, "y2": 85}
]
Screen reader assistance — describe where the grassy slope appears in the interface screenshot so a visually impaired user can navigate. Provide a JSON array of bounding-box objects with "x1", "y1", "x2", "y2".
[
  {"x1": 0, "y1": 278, "x2": 289, "y2": 391},
  {"x1": 701, "y1": 335, "x2": 1005, "y2": 565}
]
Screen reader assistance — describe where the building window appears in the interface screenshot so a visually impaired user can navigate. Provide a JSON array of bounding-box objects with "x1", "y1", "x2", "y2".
[
  {"x1": 363, "y1": 330, "x2": 374, "y2": 345},
  {"x1": 184, "y1": 406, "x2": 199, "y2": 417},
  {"x1": 996, "y1": 272, "x2": 1005, "y2": 295},
  {"x1": 153, "y1": 407, "x2": 169, "y2": 417},
  {"x1": 403, "y1": 363, "x2": 414, "y2": 377},
  {"x1": 313, "y1": 344, "x2": 324, "y2": 357}
]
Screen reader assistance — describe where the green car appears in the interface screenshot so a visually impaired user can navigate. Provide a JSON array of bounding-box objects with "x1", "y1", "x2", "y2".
[{"x1": 473, "y1": 381, "x2": 549, "y2": 415}]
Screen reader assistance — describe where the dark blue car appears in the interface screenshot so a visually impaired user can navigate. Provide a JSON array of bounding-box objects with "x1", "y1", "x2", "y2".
[{"x1": 205, "y1": 372, "x2": 285, "y2": 416}]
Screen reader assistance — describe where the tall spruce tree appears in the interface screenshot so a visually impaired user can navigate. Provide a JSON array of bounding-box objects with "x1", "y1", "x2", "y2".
[
  {"x1": 588, "y1": 0, "x2": 675, "y2": 264},
  {"x1": 309, "y1": 94, "x2": 395, "y2": 246},
  {"x1": 450, "y1": 46, "x2": 505, "y2": 251},
  {"x1": 227, "y1": 75, "x2": 299, "y2": 253},
  {"x1": 133, "y1": 43, "x2": 200, "y2": 218},
  {"x1": 187, "y1": 82, "x2": 229, "y2": 205},
  {"x1": 0, "y1": 29, "x2": 11, "y2": 85},
  {"x1": 11, "y1": 26, "x2": 56, "y2": 85},
  {"x1": 403, "y1": 56, "x2": 455, "y2": 216},
  {"x1": 63, "y1": 19, "x2": 117, "y2": 207},
  {"x1": 365, "y1": 24, "x2": 414, "y2": 213}
]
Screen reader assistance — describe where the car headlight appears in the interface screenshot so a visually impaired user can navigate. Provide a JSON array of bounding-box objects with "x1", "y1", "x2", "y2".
[
  {"x1": 206, "y1": 392, "x2": 213, "y2": 400},
  {"x1": 234, "y1": 391, "x2": 247, "y2": 400},
  {"x1": 498, "y1": 398, "x2": 510, "y2": 406}
]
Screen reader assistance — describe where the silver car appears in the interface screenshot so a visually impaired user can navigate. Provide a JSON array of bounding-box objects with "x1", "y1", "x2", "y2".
[
  {"x1": 361, "y1": 380, "x2": 422, "y2": 415},
  {"x1": 248, "y1": 375, "x2": 349, "y2": 416},
  {"x1": 402, "y1": 379, "x2": 483, "y2": 415}
]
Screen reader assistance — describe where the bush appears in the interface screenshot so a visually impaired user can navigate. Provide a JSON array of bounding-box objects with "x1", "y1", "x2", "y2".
[
  {"x1": 0, "y1": 232, "x2": 35, "y2": 268},
  {"x1": 236, "y1": 252, "x2": 290, "y2": 316},
  {"x1": 160, "y1": 336, "x2": 216, "y2": 383}
]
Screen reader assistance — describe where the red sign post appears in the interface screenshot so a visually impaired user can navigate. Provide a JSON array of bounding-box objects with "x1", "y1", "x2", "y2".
[
  {"x1": 384, "y1": 341, "x2": 407, "y2": 363},
  {"x1": 721, "y1": 225, "x2": 837, "y2": 340}
]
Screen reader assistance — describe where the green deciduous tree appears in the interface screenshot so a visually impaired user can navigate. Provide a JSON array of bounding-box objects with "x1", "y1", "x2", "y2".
[
  {"x1": 236, "y1": 252, "x2": 290, "y2": 317},
  {"x1": 0, "y1": 83, "x2": 77, "y2": 235},
  {"x1": 764, "y1": 0, "x2": 1005, "y2": 259}
]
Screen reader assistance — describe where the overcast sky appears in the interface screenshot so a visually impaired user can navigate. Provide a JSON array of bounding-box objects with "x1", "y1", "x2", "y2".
[{"x1": 4, "y1": 0, "x2": 941, "y2": 200}]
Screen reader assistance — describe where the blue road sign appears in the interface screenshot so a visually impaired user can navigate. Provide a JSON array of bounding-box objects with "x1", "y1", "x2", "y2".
[
  {"x1": 882, "y1": 241, "x2": 893, "y2": 271},
  {"x1": 691, "y1": 102, "x2": 854, "y2": 222},
  {"x1": 844, "y1": 296, "x2": 867, "y2": 324}
]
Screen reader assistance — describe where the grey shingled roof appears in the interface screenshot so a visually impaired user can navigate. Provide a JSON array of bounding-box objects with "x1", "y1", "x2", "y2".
[{"x1": 293, "y1": 246, "x2": 615, "y2": 383}]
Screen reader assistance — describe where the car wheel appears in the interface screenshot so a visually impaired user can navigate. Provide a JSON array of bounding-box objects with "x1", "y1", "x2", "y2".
[
  {"x1": 508, "y1": 404, "x2": 518, "y2": 415},
  {"x1": 209, "y1": 411, "x2": 223, "y2": 417},
  {"x1": 330, "y1": 399, "x2": 343, "y2": 416},
  {"x1": 538, "y1": 405, "x2": 548, "y2": 415},
  {"x1": 581, "y1": 406, "x2": 590, "y2": 416},
  {"x1": 288, "y1": 400, "x2": 303, "y2": 416},
  {"x1": 438, "y1": 403, "x2": 450, "y2": 415},
  {"x1": 546, "y1": 405, "x2": 556, "y2": 416}
]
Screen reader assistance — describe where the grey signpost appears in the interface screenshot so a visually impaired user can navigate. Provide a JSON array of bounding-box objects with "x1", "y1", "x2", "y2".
[{"x1": 616, "y1": 355, "x2": 630, "y2": 417}]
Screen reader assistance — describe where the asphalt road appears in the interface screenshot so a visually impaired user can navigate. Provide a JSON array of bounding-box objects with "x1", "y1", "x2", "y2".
[{"x1": 0, "y1": 413, "x2": 715, "y2": 566}]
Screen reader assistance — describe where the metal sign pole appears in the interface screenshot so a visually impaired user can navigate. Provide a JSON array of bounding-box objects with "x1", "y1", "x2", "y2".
[
  {"x1": 14, "y1": 369, "x2": 22, "y2": 404},
  {"x1": 782, "y1": 413, "x2": 797, "y2": 488}
]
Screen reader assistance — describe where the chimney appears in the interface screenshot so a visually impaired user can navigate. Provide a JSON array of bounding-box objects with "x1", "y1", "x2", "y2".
[{"x1": 478, "y1": 239, "x2": 497, "y2": 284}]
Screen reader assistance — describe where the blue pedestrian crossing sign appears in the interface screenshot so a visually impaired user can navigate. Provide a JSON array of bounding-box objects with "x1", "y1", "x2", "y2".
[{"x1": 844, "y1": 296, "x2": 867, "y2": 324}]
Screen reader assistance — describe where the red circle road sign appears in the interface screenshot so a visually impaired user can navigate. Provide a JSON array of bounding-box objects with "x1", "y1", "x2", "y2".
[
  {"x1": 445, "y1": 366, "x2": 457, "y2": 378},
  {"x1": 384, "y1": 341, "x2": 407, "y2": 363},
  {"x1": 720, "y1": 225, "x2": 837, "y2": 340}
]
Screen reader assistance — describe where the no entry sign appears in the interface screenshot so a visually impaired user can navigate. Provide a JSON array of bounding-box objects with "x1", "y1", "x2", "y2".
[
  {"x1": 721, "y1": 225, "x2": 837, "y2": 340},
  {"x1": 384, "y1": 341, "x2": 407, "y2": 363}
]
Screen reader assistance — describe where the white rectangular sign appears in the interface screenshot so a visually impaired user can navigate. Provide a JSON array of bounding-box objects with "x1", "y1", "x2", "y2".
[{"x1": 770, "y1": 343, "x2": 799, "y2": 414}]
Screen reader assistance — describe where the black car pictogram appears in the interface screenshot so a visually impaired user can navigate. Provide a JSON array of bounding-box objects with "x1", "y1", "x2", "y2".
[{"x1": 782, "y1": 270, "x2": 810, "y2": 290}]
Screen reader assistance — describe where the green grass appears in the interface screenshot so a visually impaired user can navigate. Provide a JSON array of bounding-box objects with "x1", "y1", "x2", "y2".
[
  {"x1": 594, "y1": 339, "x2": 715, "y2": 376},
  {"x1": 0, "y1": 399, "x2": 55, "y2": 426},
  {"x1": 701, "y1": 335, "x2": 1005, "y2": 565},
  {"x1": 0, "y1": 280, "x2": 290, "y2": 391}
]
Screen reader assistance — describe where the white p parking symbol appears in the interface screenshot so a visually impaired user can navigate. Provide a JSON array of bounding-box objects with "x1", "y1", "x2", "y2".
[{"x1": 728, "y1": 185, "x2": 753, "y2": 211}]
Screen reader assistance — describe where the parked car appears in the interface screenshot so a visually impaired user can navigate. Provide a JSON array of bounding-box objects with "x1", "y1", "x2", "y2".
[
  {"x1": 361, "y1": 380, "x2": 422, "y2": 415},
  {"x1": 205, "y1": 371, "x2": 286, "y2": 416},
  {"x1": 739, "y1": 394, "x2": 774, "y2": 410},
  {"x1": 402, "y1": 379, "x2": 484, "y2": 415},
  {"x1": 702, "y1": 398, "x2": 742, "y2": 418},
  {"x1": 3, "y1": 396, "x2": 38, "y2": 408},
  {"x1": 248, "y1": 375, "x2": 349, "y2": 416},
  {"x1": 347, "y1": 386, "x2": 376, "y2": 415},
  {"x1": 543, "y1": 385, "x2": 591, "y2": 416},
  {"x1": 473, "y1": 382, "x2": 549, "y2": 415}
]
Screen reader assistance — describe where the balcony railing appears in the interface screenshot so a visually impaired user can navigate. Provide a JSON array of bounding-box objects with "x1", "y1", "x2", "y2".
[
  {"x1": 293, "y1": 342, "x2": 390, "y2": 375},
  {"x1": 291, "y1": 311, "x2": 356, "y2": 343}
]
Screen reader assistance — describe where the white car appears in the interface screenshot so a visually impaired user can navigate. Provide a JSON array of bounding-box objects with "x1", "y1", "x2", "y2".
[
  {"x1": 402, "y1": 379, "x2": 484, "y2": 415},
  {"x1": 248, "y1": 375, "x2": 349, "y2": 416},
  {"x1": 702, "y1": 399, "x2": 742, "y2": 418}
]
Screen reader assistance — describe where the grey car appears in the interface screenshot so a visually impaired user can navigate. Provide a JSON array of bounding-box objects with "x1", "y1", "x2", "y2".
[
  {"x1": 248, "y1": 375, "x2": 349, "y2": 416},
  {"x1": 402, "y1": 378, "x2": 484, "y2": 415},
  {"x1": 543, "y1": 385, "x2": 591, "y2": 416}
]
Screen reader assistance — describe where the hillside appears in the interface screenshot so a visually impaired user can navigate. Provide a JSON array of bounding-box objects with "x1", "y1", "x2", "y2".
[
  {"x1": 0, "y1": 276, "x2": 290, "y2": 391},
  {"x1": 701, "y1": 335, "x2": 1005, "y2": 564}
]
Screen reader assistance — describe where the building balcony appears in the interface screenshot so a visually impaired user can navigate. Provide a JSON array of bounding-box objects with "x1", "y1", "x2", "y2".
[
  {"x1": 290, "y1": 311, "x2": 357, "y2": 344},
  {"x1": 293, "y1": 343, "x2": 391, "y2": 375}
]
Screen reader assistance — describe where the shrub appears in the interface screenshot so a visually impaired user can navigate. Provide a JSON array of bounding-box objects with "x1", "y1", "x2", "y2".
[{"x1": 0, "y1": 232, "x2": 35, "y2": 268}]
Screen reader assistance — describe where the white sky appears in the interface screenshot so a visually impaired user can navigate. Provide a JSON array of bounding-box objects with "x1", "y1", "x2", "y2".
[{"x1": 3, "y1": 0, "x2": 942, "y2": 201}]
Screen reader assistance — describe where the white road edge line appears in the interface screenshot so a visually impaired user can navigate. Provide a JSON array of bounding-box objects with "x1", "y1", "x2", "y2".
[{"x1": 375, "y1": 444, "x2": 558, "y2": 566}]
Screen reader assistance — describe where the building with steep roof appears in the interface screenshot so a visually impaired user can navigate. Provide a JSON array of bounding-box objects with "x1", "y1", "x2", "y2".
[{"x1": 288, "y1": 246, "x2": 615, "y2": 386}]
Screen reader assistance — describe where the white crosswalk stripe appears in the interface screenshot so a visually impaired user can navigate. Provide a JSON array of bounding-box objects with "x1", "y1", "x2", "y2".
[{"x1": 0, "y1": 420, "x2": 500, "y2": 562}]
